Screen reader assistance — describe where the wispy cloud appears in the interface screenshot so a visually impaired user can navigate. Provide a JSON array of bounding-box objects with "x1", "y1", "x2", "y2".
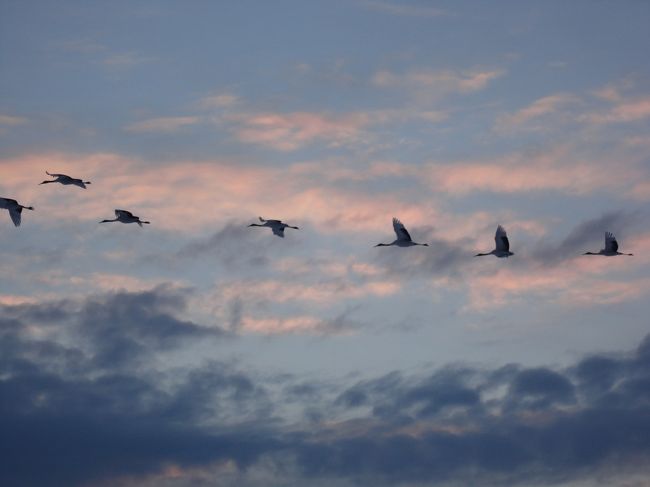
[
  {"x1": 373, "y1": 67, "x2": 505, "y2": 95},
  {"x1": 494, "y1": 93, "x2": 579, "y2": 133},
  {"x1": 198, "y1": 93, "x2": 240, "y2": 109},
  {"x1": 102, "y1": 51, "x2": 153, "y2": 69},
  {"x1": 580, "y1": 96, "x2": 650, "y2": 124},
  {"x1": 0, "y1": 114, "x2": 28, "y2": 126},
  {"x1": 224, "y1": 111, "x2": 371, "y2": 151},
  {"x1": 360, "y1": 0, "x2": 446, "y2": 17},
  {"x1": 124, "y1": 116, "x2": 202, "y2": 133}
]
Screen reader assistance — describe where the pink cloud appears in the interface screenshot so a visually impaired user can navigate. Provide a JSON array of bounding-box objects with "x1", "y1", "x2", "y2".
[
  {"x1": 580, "y1": 96, "x2": 650, "y2": 124},
  {"x1": 372, "y1": 68, "x2": 504, "y2": 94},
  {"x1": 424, "y1": 147, "x2": 642, "y2": 196},
  {"x1": 0, "y1": 114, "x2": 28, "y2": 126},
  {"x1": 124, "y1": 116, "x2": 201, "y2": 133},
  {"x1": 225, "y1": 111, "x2": 370, "y2": 151},
  {"x1": 465, "y1": 251, "x2": 649, "y2": 312},
  {"x1": 494, "y1": 94, "x2": 578, "y2": 133}
]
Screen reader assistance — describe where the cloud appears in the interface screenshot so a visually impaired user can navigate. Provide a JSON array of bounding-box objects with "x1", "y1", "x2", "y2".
[
  {"x1": 425, "y1": 146, "x2": 645, "y2": 197},
  {"x1": 580, "y1": 97, "x2": 650, "y2": 124},
  {"x1": 0, "y1": 114, "x2": 28, "y2": 126},
  {"x1": 1, "y1": 285, "x2": 224, "y2": 371},
  {"x1": 372, "y1": 67, "x2": 505, "y2": 95},
  {"x1": 494, "y1": 94, "x2": 579, "y2": 133},
  {"x1": 360, "y1": 0, "x2": 446, "y2": 17},
  {"x1": 102, "y1": 51, "x2": 153, "y2": 68},
  {"x1": 125, "y1": 116, "x2": 202, "y2": 133},
  {"x1": 198, "y1": 93, "x2": 240, "y2": 109},
  {"x1": 532, "y1": 211, "x2": 641, "y2": 265},
  {"x1": 3, "y1": 287, "x2": 650, "y2": 485},
  {"x1": 224, "y1": 111, "x2": 371, "y2": 151}
]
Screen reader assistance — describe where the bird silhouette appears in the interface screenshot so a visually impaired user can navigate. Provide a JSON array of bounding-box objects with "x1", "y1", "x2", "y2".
[
  {"x1": 248, "y1": 217, "x2": 299, "y2": 238},
  {"x1": 475, "y1": 225, "x2": 514, "y2": 258},
  {"x1": 583, "y1": 232, "x2": 632, "y2": 256},
  {"x1": 40, "y1": 171, "x2": 91, "y2": 189},
  {"x1": 375, "y1": 218, "x2": 428, "y2": 247},
  {"x1": 100, "y1": 209, "x2": 150, "y2": 227},
  {"x1": 0, "y1": 197, "x2": 34, "y2": 227}
]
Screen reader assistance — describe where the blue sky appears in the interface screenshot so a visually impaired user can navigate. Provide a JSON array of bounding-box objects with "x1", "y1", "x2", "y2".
[{"x1": 1, "y1": 1, "x2": 650, "y2": 485}]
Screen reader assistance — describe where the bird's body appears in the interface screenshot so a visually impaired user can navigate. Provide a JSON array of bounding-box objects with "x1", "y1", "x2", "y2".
[
  {"x1": 475, "y1": 225, "x2": 514, "y2": 258},
  {"x1": 100, "y1": 209, "x2": 150, "y2": 227},
  {"x1": 375, "y1": 218, "x2": 428, "y2": 247},
  {"x1": 0, "y1": 197, "x2": 34, "y2": 227},
  {"x1": 40, "y1": 171, "x2": 91, "y2": 189},
  {"x1": 248, "y1": 217, "x2": 299, "y2": 238},
  {"x1": 584, "y1": 232, "x2": 632, "y2": 256}
]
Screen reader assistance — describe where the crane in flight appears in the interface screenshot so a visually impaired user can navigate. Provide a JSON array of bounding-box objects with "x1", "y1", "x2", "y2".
[
  {"x1": 0, "y1": 197, "x2": 34, "y2": 227},
  {"x1": 375, "y1": 218, "x2": 428, "y2": 247},
  {"x1": 100, "y1": 209, "x2": 150, "y2": 227},
  {"x1": 475, "y1": 225, "x2": 514, "y2": 257},
  {"x1": 248, "y1": 217, "x2": 299, "y2": 238},
  {"x1": 40, "y1": 171, "x2": 91, "y2": 189},
  {"x1": 583, "y1": 232, "x2": 633, "y2": 256}
]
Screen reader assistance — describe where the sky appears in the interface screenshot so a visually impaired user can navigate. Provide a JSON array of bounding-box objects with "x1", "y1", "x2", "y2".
[{"x1": 1, "y1": 1, "x2": 650, "y2": 485}]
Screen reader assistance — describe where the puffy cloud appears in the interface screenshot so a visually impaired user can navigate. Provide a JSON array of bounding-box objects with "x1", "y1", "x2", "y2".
[{"x1": 3, "y1": 287, "x2": 650, "y2": 486}]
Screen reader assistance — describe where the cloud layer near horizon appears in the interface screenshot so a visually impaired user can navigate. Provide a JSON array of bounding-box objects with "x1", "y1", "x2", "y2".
[{"x1": 2, "y1": 287, "x2": 650, "y2": 486}]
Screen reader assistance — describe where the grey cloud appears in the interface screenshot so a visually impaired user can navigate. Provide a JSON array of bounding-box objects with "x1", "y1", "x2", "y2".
[
  {"x1": 373, "y1": 227, "x2": 473, "y2": 278},
  {"x1": 3, "y1": 292, "x2": 650, "y2": 486},
  {"x1": 532, "y1": 211, "x2": 643, "y2": 264},
  {"x1": 177, "y1": 222, "x2": 273, "y2": 269}
]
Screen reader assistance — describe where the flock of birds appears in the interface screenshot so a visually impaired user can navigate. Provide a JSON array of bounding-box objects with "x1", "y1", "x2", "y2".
[{"x1": 0, "y1": 171, "x2": 634, "y2": 257}]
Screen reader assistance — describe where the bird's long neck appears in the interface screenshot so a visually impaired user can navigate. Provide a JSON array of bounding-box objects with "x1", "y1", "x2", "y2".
[
  {"x1": 100, "y1": 218, "x2": 118, "y2": 223},
  {"x1": 583, "y1": 252, "x2": 598, "y2": 255},
  {"x1": 475, "y1": 252, "x2": 490, "y2": 256},
  {"x1": 375, "y1": 243, "x2": 392, "y2": 247},
  {"x1": 249, "y1": 223, "x2": 264, "y2": 227},
  {"x1": 39, "y1": 180, "x2": 54, "y2": 185}
]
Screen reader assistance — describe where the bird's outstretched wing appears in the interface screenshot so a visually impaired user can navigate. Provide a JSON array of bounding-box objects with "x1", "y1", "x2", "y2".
[
  {"x1": 392, "y1": 218, "x2": 412, "y2": 242},
  {"x1": 272, "y1": 226, "x2": 285, "y2": 238},
  {"x1": 9, "y1": 207, "x2": 22, "y2": 227},
  {"x1": 605, "y1": 232, "x2": 618, "y2": 253},
  {"x1": 495, "y1": 225, "x2": 509, "y2": 252},
  {"x1": 46, "y1": 171, "x2": 67, "y2": 178},
  {"x1": 115, "y1": 209, "x2": 134, "y2": 219}
]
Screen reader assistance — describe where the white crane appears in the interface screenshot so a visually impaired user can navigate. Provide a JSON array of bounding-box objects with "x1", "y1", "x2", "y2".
[
  {"x1": 0, "y1": 197, "x2": 34, "y2": 227},
  {"x1": 100, "y1": 209, "x2": 150, "y2": 227},
  {"x1": 375, "y1": 218, "x2": 428, "y2": 247},
  {"x1": 40, "y1": 171, "x2": 91, "y2": 189},
  {"x1": 248, "y1": 217, "x2": 299, "y2": 238},
  {"x1": 583, "y1": 232, "x2": 633, "y2": 256},
  {"x1": 475, "y1": 225, "x2": 514, "y2": 257}
]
